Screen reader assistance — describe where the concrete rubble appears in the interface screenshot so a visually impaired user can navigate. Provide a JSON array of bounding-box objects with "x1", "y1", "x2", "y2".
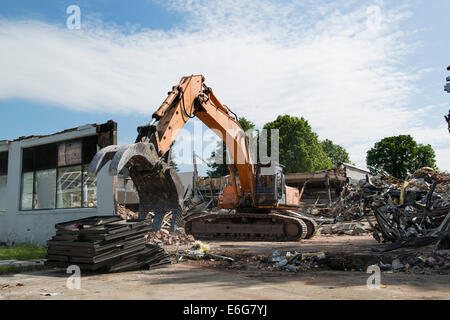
[{"x1": 146, "y1": 228, "x2": 195, "y2": 246}]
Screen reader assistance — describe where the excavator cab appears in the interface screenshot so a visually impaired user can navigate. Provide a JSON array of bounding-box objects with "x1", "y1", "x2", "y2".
[{"x1": 254, "y1": 163, "x2": 286, "y2": 206}]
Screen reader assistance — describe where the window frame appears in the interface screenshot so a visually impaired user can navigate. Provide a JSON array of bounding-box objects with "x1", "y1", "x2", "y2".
[
  {"x1": 20, "y1": 136, "x2": 98, "y2": 211},
  {"x1": 0, "y1": 151, "x2": 8, "y2": 212}
]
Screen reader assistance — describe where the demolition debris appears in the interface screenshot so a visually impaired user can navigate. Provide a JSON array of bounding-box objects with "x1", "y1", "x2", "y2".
[{"x1": 311, "y1": 168, "x2": 450, "y2": 250}]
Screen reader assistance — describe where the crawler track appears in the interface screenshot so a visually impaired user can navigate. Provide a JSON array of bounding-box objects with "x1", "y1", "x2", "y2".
[{"x1": 185, "y1": 211, "x2": 317, "y2": 241}]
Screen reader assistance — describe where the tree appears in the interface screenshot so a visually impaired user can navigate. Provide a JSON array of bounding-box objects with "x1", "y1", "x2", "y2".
[
  {"x1": 207, "y1": 117, "x2": 256, "y2": 177},
  {"x1": 168, "y1": 147, "x2": 179, "y2": 172},
  {"x1": 169, "y1": 159, "x2": 179, "y2": 172},
  {"x1": 366, "y1": 135, "x2": 437, "y2": 179},
  {"x1": 321, "y1": 139, "x2": 350, "y2": 167},
  {"x1": 263, "y1": 115, "x2": 332, "y2": 173}
]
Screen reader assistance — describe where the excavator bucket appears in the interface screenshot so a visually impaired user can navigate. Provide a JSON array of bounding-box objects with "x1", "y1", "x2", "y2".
[{"x1": 88, "y1": 142, "x2": 185, "y2": 230}]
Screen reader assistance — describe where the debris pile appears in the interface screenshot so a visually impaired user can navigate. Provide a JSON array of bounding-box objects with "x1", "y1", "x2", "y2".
[
  {"x1": 228, "y1": 250, "x2": 328, "y2": 272},
  {"x1": 378, "y1": 250, "x2": 449, "y2": 274},
  {"x1": 307, "y1": 168, "x2": 449, "y2": 247},
  {"x1": 268, "y1": 250, "x2": 326, "y2": 272},
  {"x1": 328, "y1": 183, "x2": 370, "y2": 221},
  {"x1": 367, "y1": 169, "x2": 450, "y2": 250},
  {"x1": 116, "y1": 205, "x2": 138, "y2": 220},
  {"x1": 146, "y1": 228, "x2": 195, "y2": 246},
  {"x1": 45, "y1": 216, "x2": 170, "y2": 272},
  {"x1": 319, "y1": 222, "x2": 371, "y2": 236},
  {"x1": 177, "y1": 241, "x2": 234, "y2": 263},
  {"x1": 304, "y1": 167, "x2": 450, "y2": 248}
]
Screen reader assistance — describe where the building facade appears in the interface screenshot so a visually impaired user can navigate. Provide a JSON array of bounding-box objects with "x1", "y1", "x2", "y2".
[{"x1": 0, "y1": 121, "x2": 117, "y2": 245}]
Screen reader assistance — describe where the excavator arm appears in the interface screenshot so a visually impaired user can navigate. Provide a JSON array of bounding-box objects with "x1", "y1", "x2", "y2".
[
  {"x1": 139, "y1": 75, "x2": 254, "y2": 196},
  {"x1": 89, "y1": 75, "x2": 255, "y2": 223}
]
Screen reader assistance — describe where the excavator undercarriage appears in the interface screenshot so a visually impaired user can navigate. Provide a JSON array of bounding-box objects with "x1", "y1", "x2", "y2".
[{"x1": 185, "y1": 211, "x2": 317, "y2": 241}]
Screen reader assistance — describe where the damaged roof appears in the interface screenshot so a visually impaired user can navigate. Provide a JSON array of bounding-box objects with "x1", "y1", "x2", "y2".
[{"x1": 10, "y1": 120, "x2": 116, "y2": 142}]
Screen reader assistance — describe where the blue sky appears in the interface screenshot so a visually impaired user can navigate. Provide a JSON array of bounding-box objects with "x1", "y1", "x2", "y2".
[{"x1": 0, "y1": 0, "x2": 449, "y2": 174}]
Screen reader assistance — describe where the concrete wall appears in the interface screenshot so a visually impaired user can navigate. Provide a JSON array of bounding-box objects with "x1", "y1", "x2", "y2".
[{"x1": 0, "y1": 126, "x2": 115, "y2": 245}]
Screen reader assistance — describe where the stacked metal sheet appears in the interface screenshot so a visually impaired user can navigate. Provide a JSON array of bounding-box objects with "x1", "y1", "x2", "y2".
[{"x1": 45, "y1": 216, "x2": 170, "y2": 272}]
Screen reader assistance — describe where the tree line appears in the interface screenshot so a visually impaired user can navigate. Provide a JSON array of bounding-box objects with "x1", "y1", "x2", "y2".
[{"x1": 205, "y1": 115, "x2": 437, "y2": 179}]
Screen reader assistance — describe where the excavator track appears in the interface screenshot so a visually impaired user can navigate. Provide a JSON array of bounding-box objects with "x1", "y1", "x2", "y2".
[{"x1": 185, "y1": 211, "x2": 316, "y2": 241}]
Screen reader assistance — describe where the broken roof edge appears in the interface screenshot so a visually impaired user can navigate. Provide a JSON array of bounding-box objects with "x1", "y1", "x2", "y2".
[
  {"x1": 340, "y1": 162, "x2": 371, "y2": 174},
  {"x1": 12, "y1": 120, "x2": 116, "y2": 142}
]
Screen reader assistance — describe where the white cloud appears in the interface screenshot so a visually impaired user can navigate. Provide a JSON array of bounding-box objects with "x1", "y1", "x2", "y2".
[{"x1": 0, "y1": 0, "x2": 448, "y2": 170}]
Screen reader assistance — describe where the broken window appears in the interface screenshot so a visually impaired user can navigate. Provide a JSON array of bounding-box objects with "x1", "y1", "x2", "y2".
[
  {"x1": 0, "y1": 152, "x2": 7, "y2": 212},
  {"x1": 20, "y1": 136, "x2": 99, "y2": 211}
]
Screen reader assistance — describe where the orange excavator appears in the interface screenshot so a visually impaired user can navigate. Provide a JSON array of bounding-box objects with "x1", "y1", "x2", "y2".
[{"x1": 89, "y1": 75, "x2": 317, "y2": 241}]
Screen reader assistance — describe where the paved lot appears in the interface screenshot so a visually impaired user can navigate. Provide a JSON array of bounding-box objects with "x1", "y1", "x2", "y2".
[{"x1": 0, "y1": 236, "x2": 449, "y2": 300}]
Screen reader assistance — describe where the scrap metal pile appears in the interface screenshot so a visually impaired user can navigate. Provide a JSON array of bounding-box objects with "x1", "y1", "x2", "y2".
[
  {"x1": 369, "y1": 168, "x2": 450, "y2": 250},
  {"x1": 45, "y1": 216, "x2": 170, "y2": 272},
  {"x1": 319, "y1": 168, "x2": 450, "y2": 249}
]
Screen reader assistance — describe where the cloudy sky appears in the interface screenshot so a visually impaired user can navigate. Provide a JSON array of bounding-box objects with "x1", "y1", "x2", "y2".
[{"x1": 0, "y1": 0, "x2": 449, "y2": 175}]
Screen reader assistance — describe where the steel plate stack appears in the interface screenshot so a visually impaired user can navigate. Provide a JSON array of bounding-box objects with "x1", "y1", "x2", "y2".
[{"x1": 45, "y1": 216, "x2": 170, "y2": 272}]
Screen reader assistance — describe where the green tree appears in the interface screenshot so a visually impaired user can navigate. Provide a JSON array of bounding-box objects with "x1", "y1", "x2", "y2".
[
  {"x1": 263, "y1": 115, "x2": 332, "y2": 173},
  {"x1": 169, "y1": 159, "x2": 179, "y2": 172},
  {"x1": 207, "y1": 117, "x2": 256, "y2": 177},
  {"x1": 321, "y1": 139, "x2": 350, "y2": 167},
  {"x1": 366, "y1": 135, "x2": 437, "y2": 179}
]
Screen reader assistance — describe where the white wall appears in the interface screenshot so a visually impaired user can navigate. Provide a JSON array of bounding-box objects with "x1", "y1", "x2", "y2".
[{"x1": 0, "y1": 126, "x2": 115, "y2": 245}]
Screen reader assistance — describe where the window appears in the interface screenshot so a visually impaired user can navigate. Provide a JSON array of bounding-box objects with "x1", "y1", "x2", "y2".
[
  {"x1": 20, "y1": 136, "x2": 98, "y2": 211},
  {"x1": 57, "y1": 165, "x2": 82, "y2": 208},
  {"x1": 21, "y1": 172, "x2": 33, "y2": 210},
  {"x1": 34, "y1": 169, "x2": 57, "y2": 209},
  {"x1": 82, "y1": 166, "x2": 97, "y2": 208},
  {"x1": 0, "y1": 152, "x2": 7, "y2": 212}
]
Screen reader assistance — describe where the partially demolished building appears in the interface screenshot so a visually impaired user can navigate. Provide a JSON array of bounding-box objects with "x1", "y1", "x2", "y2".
[
  {"x1": 0, "y1": 121, "x2": 117, "y2": 245},
  {"x1": 285, "y1": 163, "x2": 370, "y2": 206}
]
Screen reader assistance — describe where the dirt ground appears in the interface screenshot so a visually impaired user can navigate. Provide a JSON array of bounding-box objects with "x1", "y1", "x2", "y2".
[{"x1": 0, "y1": 235, "x2": 449, "y2": 300}]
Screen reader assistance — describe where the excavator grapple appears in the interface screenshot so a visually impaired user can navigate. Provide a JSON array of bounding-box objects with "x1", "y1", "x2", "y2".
[{"x1": 88, "y1": 142, "x2": 185, "y2": 229}]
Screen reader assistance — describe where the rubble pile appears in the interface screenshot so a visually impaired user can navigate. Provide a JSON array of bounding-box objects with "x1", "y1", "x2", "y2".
[
  {"x1": 147, "y1": 228, "x2": 195, "y2": 246},
  {"x1": 328, "y1": 183, "x2": 370, "y2": 221},
  {"x1": 367, "y1": 169, "x2": 449, "y2": 249},
  {"x1": 229, "y1": 250, "x2": 328, "y2": 272},
  {"x1": 268, "y1": 250, "x2": 326, "y2": 272},
  {"x1": 325, "y1": 168, "x2": 450, "y2": 248},
  {"x1": 319, "y1": 222, "x2": 371, "y2": 236},
  {"x1": 116, "y1": 205, "x2": 138, "y2": 220},
  {"x1": 45, "y1": 216, "x2": 170, "y2": 272},
  {"x1": 306, "y1": 168, "x2": 450, "y2": 247},
  {"x1": 177, "y1": 241, "x2": 235, "y2": 262},
  {"x1": 378, "y1": 250, "x2": 449, "y2": 274}
]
